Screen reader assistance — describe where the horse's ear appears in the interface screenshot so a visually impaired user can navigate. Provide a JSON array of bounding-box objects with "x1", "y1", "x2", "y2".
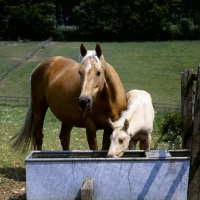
[
  {"x1": 95, "y1": 43, "x2": 102, "y2": 58},
  {"x1": 108, "y1": 118, "x2": 116, "y2": 129},
  {"x1": 124, "y1": 118, "x2": 129, "y2": 131},
  {"x1": 80, "y1": 43, "x2": 87, "y2": 57}
]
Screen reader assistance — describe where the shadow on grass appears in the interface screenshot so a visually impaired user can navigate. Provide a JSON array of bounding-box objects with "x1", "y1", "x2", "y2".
[
  {"x1": 0, "y1": 167, "x2": 25, "y2": 182},
  {"x1": 9, "y1": 193, "x2": 26, "y2": 200}
]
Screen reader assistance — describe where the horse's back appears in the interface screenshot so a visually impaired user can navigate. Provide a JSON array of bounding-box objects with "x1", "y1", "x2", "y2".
[
  {"x1": 31, "y1": 56, "x2": 85, "y2": 126},
  {"x1": 31, "y1": 56, "x2": 79, "y2": 88}
]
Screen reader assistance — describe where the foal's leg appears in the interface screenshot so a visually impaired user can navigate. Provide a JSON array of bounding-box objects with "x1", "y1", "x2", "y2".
[
  {"x1": 129, "y1": 139, "x2": 137, "y2": 150},
  {"x1": 59, "y1": 123, "x2": 73, "y2": 150},
  {"x1": 33, "y1": 103, "x2": 48, "y2": 150},
  {"x1": 142, "y1": 134, "x2": 151, "y2": 150}
]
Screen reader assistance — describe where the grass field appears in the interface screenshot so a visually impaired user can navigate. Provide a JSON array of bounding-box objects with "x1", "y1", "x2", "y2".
[
  {"x1": 0, "y1": 41, "x2": 200, "y2": 104},
  {"x1": 0, "y1": 41, "x2": 197, "y2": 199}
]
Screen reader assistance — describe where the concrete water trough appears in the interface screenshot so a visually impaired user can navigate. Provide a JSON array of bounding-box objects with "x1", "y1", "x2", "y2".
[{"x1": 25, "y1": 150, "x2": 190, "y2": 200}]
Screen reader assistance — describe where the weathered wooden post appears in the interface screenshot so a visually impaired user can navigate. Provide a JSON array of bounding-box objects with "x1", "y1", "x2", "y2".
[
  {"x1": 187, "y1": 65, "x2": 200, "y2": 200},
  {"x1": 81, "y1": 178, "x2": 94, "y2": 200},
  {"x1": 181, "y1": 69, "x2": 194, "y2": 148}
]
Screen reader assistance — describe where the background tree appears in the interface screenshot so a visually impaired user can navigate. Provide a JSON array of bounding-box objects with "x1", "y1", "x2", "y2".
[
  {"x1": 5, "y1": 0, "x2": 56, "y2": 40},
  {"x1": 73, "y1": 0, "x2": 170, "y2": 40},
  {"x1": 0, "y1": 0, "x2": 199, "y2": 41}
]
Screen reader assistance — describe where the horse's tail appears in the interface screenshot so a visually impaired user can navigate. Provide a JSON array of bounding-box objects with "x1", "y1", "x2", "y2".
[{"x1": 11, "y1": 100, "x2": 34, "y2": 153}]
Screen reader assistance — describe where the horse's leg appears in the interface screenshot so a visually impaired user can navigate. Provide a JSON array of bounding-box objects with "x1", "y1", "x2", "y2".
[
  {"x1": 129, "y1": 139, "x2": 137, "y2": 150},
  {"x1": 59, "y1": 123, "x2": 73, "y2": 150},
  {"x1": 101, "y1": 129, "x2": 112, "y2": 150},
  {"x1": 85, "y1": 126, "x2": 98, "y2": 150},
  {"x1": 32, "y1": 102, "x2": 48, "y2": 150}
]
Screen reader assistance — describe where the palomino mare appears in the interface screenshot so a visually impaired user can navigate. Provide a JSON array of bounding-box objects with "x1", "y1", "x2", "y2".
[
  {"x1": 12, "y1": 43, "x2": 126, "y2": 153},
  {"x1": 107, "y1": 89, "x2": 155, "y2": 158}
]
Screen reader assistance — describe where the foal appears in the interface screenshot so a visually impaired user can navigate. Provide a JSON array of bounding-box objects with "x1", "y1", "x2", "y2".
[{"x1": 107, "y1": 89, "x2": 155, "y2": 158}]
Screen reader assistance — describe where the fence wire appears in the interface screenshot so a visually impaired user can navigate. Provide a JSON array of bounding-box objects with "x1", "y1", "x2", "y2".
[{"x1": 0, "y1": 37, "x2": 52, "y2": 80}]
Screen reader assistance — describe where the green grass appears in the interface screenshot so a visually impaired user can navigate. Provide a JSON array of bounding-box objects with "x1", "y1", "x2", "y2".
[
  {"x1": 0, "y1": 41, "x2": 41, "y2": 74},
  {"x1": 0, "y1": 41, "x2": 200, "y2": 104}
]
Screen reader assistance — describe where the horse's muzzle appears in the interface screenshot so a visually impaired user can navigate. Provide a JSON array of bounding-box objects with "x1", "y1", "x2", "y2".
[{"x1": 78, "y1": 97, "x2": 91, "y2": 111}]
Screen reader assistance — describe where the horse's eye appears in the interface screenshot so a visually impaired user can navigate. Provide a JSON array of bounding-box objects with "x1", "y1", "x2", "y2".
[
  {"x1": 78, "y1": 71, "x2": 81, "y2": 75},
  {"x1": 119, "y1": 138, "x2": 124, "y2": 144},
  {"x1": 96, "y1": 71, "x2": 101, "y2": 76}
]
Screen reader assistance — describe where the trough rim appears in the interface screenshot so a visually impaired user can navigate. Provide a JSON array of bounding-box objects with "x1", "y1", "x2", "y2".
[{"x1": 25, "y1": 149, "x2": 191, "y2": 162}]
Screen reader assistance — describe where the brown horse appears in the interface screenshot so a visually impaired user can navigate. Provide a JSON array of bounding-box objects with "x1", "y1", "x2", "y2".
[{"x1": 12, "y1": 43, "x2": 126, "y2": 153}]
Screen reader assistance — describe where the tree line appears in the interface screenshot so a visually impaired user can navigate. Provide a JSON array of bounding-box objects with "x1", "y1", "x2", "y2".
[{"x1": 0, "y1": 0, "x2": 200, "y2": 41}]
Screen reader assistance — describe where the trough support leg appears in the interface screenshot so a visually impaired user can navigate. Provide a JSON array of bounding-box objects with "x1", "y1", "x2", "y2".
[{"x1": 81, "y1": 178, "x2": 94, "y2": 200}]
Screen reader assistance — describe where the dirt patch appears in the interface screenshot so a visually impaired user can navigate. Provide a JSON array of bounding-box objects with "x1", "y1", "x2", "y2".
[
  {"x1": 27, "y1": 56, "x2": 44, "y2": 62},
  {"x1": 9, "y1": 56, "x2": 43, "y2": 62},
  {"x1": 9, "y1": 57, "x2": 22, "y2": 61},
  {"x1": 0, "y1": 177, "x2": 26, "y2": 200},
  {"x1": 0, "y1": 167, "x2": 26, "y2": 200}
]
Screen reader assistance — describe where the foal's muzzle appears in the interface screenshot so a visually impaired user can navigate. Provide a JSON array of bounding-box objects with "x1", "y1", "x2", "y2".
[
  {"x1": 106, "y1": 154, "x2": 114, "y2": 158},
  {"x1": 78, "y1": 97, "x2": 91, "y2": 111}
]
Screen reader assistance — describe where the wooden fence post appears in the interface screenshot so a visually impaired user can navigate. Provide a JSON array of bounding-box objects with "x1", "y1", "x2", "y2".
[
  {"x1": 187, "y1": 65, "x2": 200, "y2": 200},
  {"x1": 181, "y1": 69, "x2": 194, "y2": 149}
]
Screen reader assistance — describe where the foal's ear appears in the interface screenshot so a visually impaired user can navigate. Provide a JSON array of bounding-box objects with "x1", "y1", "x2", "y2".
[
  {"x1": 123, "y1": 118, "x2": 129, "y2": 131},
  {"x1": 95, "y1": 43, "x2": 102, "y2": 59},
  {"x1": 80, "y1": 43, "x2": 87, "y2": 57},
  {"x1": 108, "y1": 118, "x2": 116, "y2": 129}
]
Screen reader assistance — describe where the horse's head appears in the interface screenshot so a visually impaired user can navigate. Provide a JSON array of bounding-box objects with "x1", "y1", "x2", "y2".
[
  {"x1": 107, "y1": 118, "x2": 131, "y2": 158},
  {"x1": 78, "y1": 43, "x2": 105, "y2": 112}
]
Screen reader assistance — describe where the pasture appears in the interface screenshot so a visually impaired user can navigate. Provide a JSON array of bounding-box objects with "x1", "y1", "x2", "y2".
[
  {"x1": 0, "y1": 41, "x2": 199, "y2": 199},
  {"x1": 0, "y1": 41, "x2": 200, "y2": 104}
]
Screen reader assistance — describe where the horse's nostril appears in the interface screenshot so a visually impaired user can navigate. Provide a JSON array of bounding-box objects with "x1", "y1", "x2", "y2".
[
  {"x1": 78, "y1": 97, "x2": 91, "y2": 110},
  {"x1": 78, "y1": 98, "x2": 86, "y2": 108}
]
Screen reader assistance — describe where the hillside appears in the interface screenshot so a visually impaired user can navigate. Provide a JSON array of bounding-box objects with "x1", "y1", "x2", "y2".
[{"x1": 0, "y1": 41, "x2": 200, "y2": 104}]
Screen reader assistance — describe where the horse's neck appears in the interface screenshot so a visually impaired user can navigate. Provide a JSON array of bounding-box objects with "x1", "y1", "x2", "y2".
[
  {"x1": 103, "y1": 61, "x2": 123, "y2": 101},
  {"x1": 99, "y1": 60, "x2": 126, "y2": 120}
]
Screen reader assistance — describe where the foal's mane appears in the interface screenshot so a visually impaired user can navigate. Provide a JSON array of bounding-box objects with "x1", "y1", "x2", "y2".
[{"x1": 114, "y1": 98, "x2": 140, "y2": 127}]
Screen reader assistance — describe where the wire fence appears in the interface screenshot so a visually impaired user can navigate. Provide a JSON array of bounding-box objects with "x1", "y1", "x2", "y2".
[
  {"x1": 0, "y1": 96, "x2": 181, "y2": 112},
  {"x1": 0, "y1": 37, "x2": 52, "y2": 80}
]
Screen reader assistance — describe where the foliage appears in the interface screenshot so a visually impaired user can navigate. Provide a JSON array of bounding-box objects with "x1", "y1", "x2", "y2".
[
  {"x1": 3, "y1": 0, "x2": 56, "y2": 40},
  {"x1": 180, "y1": 17, "x2": 194, "y2": 39},
  {"x1": 154, "y1": 112, "x2": 182, "y2": 149},
  {"x1": 1, "y1": 0, "x2": 200, "y2": 40},
  {"x1": 73, "y1": 0, "x2": 170, "y2": 41}
]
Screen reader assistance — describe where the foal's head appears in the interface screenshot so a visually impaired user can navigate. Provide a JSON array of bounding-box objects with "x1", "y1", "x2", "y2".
[
  {"x1": 107, "y1": 118, "x2": 131, "y2": 158},
  {"x1": 78, "y1": 43, "x2": 105, "y2": 112}
]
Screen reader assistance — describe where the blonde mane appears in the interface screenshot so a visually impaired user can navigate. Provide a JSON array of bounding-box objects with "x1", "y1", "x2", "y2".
[
  {"x1": 79, "y1": 49, "x2": 104, "y2": 64},
  {"x1": 114, "y1": 98, "x2": 140, "y2": 127}
]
